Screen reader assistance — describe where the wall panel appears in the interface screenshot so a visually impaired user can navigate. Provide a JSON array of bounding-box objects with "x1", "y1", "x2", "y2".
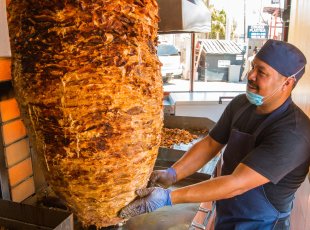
[{"x1": 289, "y1": 1, "x2": 310, "y2": 229}]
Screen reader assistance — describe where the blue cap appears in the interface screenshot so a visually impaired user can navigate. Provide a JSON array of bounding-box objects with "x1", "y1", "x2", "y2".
[{"x1": 256, "y1": 39, "x2": 307, "y2": 81}]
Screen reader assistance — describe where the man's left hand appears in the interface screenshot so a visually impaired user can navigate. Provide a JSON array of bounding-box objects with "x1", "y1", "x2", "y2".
[{"x1": 119, "y1": 187, "x2": 172, "y2": 219}]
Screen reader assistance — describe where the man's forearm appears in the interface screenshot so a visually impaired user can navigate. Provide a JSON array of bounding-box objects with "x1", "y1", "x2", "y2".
[
  {"x1": 172, "y1": 135, "x2": 223, "y2": 181},
  {"x1": 171, "y1": 163, "x2": 270, "y2": 204},
  {"x1": 171, "y1": 175, "x2": 239, "y2": 204}
]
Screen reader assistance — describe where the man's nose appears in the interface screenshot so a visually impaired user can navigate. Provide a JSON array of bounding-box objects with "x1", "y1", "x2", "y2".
[{"x1": 247, "y1": 69, "x2": 256, "y2": 81}]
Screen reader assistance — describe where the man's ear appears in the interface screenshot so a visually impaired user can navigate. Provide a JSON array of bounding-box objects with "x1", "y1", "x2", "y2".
[{"x1": 284, "y1": 77, "x2": 296, "y2": 90}]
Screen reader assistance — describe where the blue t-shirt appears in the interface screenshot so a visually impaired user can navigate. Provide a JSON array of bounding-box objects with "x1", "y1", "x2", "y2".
[{"x1": 210, "y1": 94, "x2": 310, "y2": 212}]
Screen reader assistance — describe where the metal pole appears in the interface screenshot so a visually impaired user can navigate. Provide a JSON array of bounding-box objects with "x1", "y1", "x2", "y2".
[
  {"x1": 244, "y1": 0, "x2": 247, "y2": 42},
  {"x1": 273, "y1": 10, "x2": 277, "y2": 39},
  {"x1": 269, "y1": 14, "x2": 272, "y2": 39},
  {"x1": 283, "y1": 0, "x2": 290, "y2": 41},
  {"x1": 225, "y1": 16, "x2": 231, "y2": 40},
  {"x1": 190, "y1": 33, "x2": 195, "y2": 92}
]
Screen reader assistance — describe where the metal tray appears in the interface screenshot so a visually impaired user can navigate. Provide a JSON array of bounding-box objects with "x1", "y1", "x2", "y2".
[
  {"x1": 160, "y1": 115, "x2": 215, "y2": 158},
  {"x1": 159, "y1": 115, "x2": 219, "y2": 175},
  {"x1": 163, "y1": 115, "x2": 215, "y2": 131},
  {"x1": 0, "y1": 199, "x2": 73, "y2": 230}
]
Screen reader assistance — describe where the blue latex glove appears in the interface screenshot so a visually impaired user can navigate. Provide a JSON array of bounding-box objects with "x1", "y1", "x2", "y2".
[
  {"x1": 119, "y1": 187, "x2": 172, "y2": 219},
  {"x1": 148, "y1": 167, "x2": 177, "y2": 188}
]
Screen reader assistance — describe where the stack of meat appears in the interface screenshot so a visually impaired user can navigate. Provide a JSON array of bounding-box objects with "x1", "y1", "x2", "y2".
[{"x1": 8, "y1": 0, "x2": 162, "y2": 227}]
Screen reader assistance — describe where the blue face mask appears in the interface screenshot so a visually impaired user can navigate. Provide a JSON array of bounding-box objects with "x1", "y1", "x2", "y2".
[
  {"x1": 246, "y1": 75, "x2": 298, "y2": 106},
  {"x1": 246, "y1": 90, "x2": 264, "y2": 106},
  {"x1": 245, "y1": 66, "x2": 303, "y2": 106}
]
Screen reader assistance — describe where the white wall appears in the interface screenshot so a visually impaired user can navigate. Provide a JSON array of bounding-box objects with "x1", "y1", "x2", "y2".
[
  {"x1": 289, "y1": 1, "x2": 310, "y2": 229},
  {"x1": 290, "y1": 0, "x2": 310, "y2": 115}
]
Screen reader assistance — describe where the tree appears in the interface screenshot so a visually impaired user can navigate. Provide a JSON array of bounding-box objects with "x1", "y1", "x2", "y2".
[{"x1": 209, "y1": 6, "x2": 226, "y2": 39}]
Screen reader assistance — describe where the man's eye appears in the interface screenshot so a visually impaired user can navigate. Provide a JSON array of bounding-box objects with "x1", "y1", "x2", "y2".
[{"x1": 258, "y1": 70, "x2": 266, "y2": 75}]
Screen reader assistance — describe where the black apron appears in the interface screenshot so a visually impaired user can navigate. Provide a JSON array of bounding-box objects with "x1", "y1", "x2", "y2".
[{"x1": 215, "y1": 97, "x2": 292, "y2": 230}]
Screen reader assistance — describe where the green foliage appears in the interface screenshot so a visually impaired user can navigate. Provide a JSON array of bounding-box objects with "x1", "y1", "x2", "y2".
[
  {"x1": 210, "y1": 7, "x2": 226, "y2": 39},
  {"x1": 231, "y1": 19, "x2": 238, "y2": 40}
]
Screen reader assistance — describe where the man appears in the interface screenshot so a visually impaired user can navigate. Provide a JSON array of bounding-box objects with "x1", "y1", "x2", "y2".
[{"x1": 120, "y1": 40, "x2": 310, "y2": 230}]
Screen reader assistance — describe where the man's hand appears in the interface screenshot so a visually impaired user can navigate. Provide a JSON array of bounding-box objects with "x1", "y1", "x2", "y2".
[
  {"x1": 148, "y1": 167, "x2": 177, "y2": 188},
  {"x1": 119, "y1": 187, "x2": 172, "y2": 219}
]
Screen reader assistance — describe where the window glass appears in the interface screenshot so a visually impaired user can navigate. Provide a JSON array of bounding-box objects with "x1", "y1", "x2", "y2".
[
  {"x1": 157, "y1": 44, "x2": 179, "y2": 56},
  {"x1": 158, "y1": 34, "x2": 191, "y2": 92},
  {"x1": 158, "y1": 33, "x2": 247, "y2": 93}
]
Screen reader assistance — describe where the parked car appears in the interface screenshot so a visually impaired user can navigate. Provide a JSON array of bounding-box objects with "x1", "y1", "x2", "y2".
[{"x1": 157, "y1": 44, "x2": 183, "y2": 83}]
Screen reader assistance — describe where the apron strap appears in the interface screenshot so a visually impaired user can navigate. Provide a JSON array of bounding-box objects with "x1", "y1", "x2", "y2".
[{"x1": 231, "y1": 101, "x2": 253, "y2": 129}]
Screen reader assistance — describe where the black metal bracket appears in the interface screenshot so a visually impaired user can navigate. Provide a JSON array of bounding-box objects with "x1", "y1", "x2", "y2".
[
  {"x1": 0, "y1": 82, "x2": 14, "y2": 200},
  {"x1": 219, "y1": 96, "x2": 235, "y2": 104},
  {"x1": 0, "y1": 125, "x2": 11, "y2": 200}
]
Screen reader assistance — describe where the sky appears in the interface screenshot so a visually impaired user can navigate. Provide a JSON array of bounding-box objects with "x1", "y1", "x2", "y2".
[{"x1": 209, "y1": 0, "x2": 284, "y2": 35}]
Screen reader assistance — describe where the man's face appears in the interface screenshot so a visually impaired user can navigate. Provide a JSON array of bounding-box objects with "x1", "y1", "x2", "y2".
[{"x1": 247, "y1": 57, "x2": 287, "y2": 100}]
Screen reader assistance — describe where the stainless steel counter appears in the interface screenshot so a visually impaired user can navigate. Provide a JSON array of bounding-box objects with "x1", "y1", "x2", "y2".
[{"x1": 167, "y1": 92, "x2": 242, "y2": 122}]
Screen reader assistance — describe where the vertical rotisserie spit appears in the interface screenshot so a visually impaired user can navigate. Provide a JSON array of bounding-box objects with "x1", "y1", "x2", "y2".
[{"x1": 7, "y1": 0, "x2": 162, "y2": 227}]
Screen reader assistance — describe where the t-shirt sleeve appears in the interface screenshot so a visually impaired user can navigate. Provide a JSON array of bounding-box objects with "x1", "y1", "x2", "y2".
[
  {"x1": 209, "y1": 102, "x2": 233, "y2": 144},
  {"x1": 242, "y1": 129, "x2": 310, "y2": 184},
  {"x1": 209, "y1": 94, "x2": 247, "y2": 144}
]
